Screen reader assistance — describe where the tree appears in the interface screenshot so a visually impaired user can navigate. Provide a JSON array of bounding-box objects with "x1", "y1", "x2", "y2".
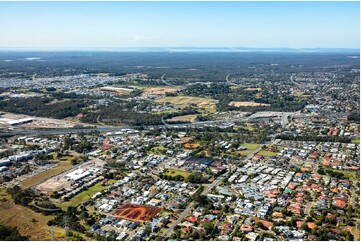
[
  {"x1": 203, "y1": 222, "x2": 214, "y2": 234},
  {"x1": 0, "y1": 225, "x2": 28, "y2": 241}
]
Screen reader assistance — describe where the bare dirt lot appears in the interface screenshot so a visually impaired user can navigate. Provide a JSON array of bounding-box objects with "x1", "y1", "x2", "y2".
[
  {"x1": 228, "y1": 101, "x2": 270, "y2": 107},
  {"x1": 0, "y1": 112, "x2": 90, "y2": 129},
  {"x1": 113, "y1": 204, "x2": 161, "y2": 223},
  {"x1": 143, "y1": 86, "x2": 179, "y2": 95}
]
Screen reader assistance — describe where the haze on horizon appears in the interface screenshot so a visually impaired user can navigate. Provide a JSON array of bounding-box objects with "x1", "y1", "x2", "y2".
[{"x1": 0, "y1": 1, "x2": 359, "y2": 49}]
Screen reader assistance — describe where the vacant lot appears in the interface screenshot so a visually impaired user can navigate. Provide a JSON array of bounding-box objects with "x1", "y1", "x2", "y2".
[
  {"x1": 21, "y1": 155, "x2": 75, "y2": 189},
  {"x1": 164, "y1": 169, "x2": 192, "y2": 179},
  {"x1": 167, "y1": 114, "x2": 197, "y2": 123},
  {"x1": 0, "y1": 189, "x2": 65, "y2": 240},
  {"x1": 156, "y1": 95, "x2": 217, "y2": 112},
  {"x1": 244, "y1": 87, "x2": 261, "y2": 91},
  {"x1": 56, "y1": 182, "x2": 107, "y2": 210},
  {"x1": 143, "y1": 86, "x2": 179, "y2": 95},
  {"x1": 184, "y1": 143, "x2": 200, "y2": 149},
  {"x1": 351, "y1": 138, "x2": 360, "y2": 144},
  {"x1": 113, "y1": 204, "x2": 161, "y2": 223},
  {"x1": 258, "y1": 150, "x2": 278, "y2": 157},
  {"x1": 229, "y1": 101, "x2": 270, "y2": 107},
  {"x1": 237, "y1": 143, "x2": 261, "y2": 156}
]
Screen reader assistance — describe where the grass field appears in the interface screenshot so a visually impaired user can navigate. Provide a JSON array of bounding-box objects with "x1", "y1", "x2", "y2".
[
  {"x1": 351, "y1": 138, "x2": 360, "y2": 144},
  {"x1": 0, "y1": 189, "x2": 65, "y2": 240},
  {"x1": 21, "y1": 155, "x2": 75, "y2": 189},
  {"x1": 242, "y1": 143, "x2": 260, "y2": 150},
  {"x1": 167, "y1": 114, "x2": 197, "y2": 123},
  {"x1": 244, "y1": 87, "x2": 261, "y2": 91},
  {"x1": 237, "y1": 143, "x2": 260, "y2": 156},
  {"x1": 258, "y1": 150, "x2": 278, "y2": 157},
  {"x1": 155, "y1": 95, "x2": 217, "y2": 112},
  {"x1": 352, "y1": 225, "x2": 360, "y2": 241},
  {"x1": 164, "y1": 169, "x2": 192, "y2": 179},
  {"x1": 56, "y1": 182, "x2": 107, "y2": 210}
]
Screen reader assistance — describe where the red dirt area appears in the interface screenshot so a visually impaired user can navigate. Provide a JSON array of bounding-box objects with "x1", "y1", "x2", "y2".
[{"x1": 112, "y1": 204, "x2": 161, "y2": 223}]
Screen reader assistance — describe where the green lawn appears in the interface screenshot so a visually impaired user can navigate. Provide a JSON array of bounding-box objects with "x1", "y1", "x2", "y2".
[
  {"x1": 241, "y1": 143, "x2": 260, "y2": 150},
  {"x1": 56, "y1": 182, "x2": 107, "y2": 210},
  {"x1": 351, "y1": 138, "x2": 360, "y2": 144},
  {"x1": 352, "y1": 225, "x2": 360, "y2": 241},
  {"x1": 164, "y1": 169, "x2": 192, "y2": 179},
  {"x1": 258, "y1": 150, "x2": 278, "y2": 157},
  {"x1": 237, "y1": 143, "x2": 260, "y2": 156}
]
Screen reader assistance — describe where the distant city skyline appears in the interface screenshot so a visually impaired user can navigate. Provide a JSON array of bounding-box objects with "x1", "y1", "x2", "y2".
[{"x1": 0, "y1": 1, "x2": 359, "y2": 49}]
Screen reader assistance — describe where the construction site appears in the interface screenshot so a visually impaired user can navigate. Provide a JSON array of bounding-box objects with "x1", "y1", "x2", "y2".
[{"x1": 112, "y1": 204, "x2": 161, "y2": 223}]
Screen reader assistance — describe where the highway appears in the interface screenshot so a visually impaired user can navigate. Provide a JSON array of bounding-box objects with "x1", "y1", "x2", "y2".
[{"x1": 0, "y1": 110, "x2": 297, "y2": 138}]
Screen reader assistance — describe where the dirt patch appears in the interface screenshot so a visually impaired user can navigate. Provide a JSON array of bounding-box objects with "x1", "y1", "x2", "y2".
[
  {"x1": 113, "y1": 204, "x2": 161, "y2": 223},
  {"x1": 143, "y1": 87, "x2": 179, "y2": 95},
  {"x1": 184, "y1": 143, "x2": 200, "y2": 149},
  {"x1": 167, "y1": 114, "x2": 197, "y2": 123},
  {"x1": 36, "y1": 178, "x2": 72, "y2": 193},
  {"x1": 229, "y1": 101, "x2": 270, "y2": 107}
]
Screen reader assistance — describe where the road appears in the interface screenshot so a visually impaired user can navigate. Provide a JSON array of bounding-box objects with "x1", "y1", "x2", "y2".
[
  {"x1": 161, "y1": 74, "x2": 172, "y2": 86},
  {"x1": 0, "y1": 117, "x2": 252, "y2": 137},
  {"x1": 351, "y1": 187, "x2": 356, "y2": 209},
  {"x1": 0, "y1": 111, "x2": 297, "y2": 138},
  {"x1": 225, "y1": 74, "x2": 236, "y2": 86},
  {"x1": 304, "y1": 201, "x2": 313, "y2": 216}
]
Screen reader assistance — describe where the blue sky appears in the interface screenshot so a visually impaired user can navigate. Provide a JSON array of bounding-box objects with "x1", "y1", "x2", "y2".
[{"x1": 0, "y1": 1, "x2": 359, "y2": 49}]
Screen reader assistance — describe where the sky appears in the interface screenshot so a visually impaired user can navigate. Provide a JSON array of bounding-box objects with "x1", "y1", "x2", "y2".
[{"x1": 0, "y1": 1, "x2": 359, "y2": 49}]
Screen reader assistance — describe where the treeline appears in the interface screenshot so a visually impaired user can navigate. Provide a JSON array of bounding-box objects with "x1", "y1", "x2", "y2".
[
  {"x1": 48, "y1": 206, "x2": 86, "y2": 234},
  {"x1": 163, "y1": 106, "x2": 199, "y2": 119},
  {"x1": 276, "y1": 134, "x2": 351, "y2": 143},
  {"x1": 6, "y1": 185, "x2": 35, "y2": 207},
  {"x1": 317, "y1": 168, "x2": 347, "y2": 179},
  {"x1": 0, "y1": 225, "x2": 29, "y2": 241},
  {"x1": 348, "y1": 112, "x2": 360, "y2": 122},
  {"x1": 0, "y1": 97, "x2": 88, "y2": 119},
  {"x1": 182, "y1": 83, "x2": 307, "y2": 112},
  {"x1": 82, "y1": 108, "x2": 163, "y2": 126},
  {"x1": 159, "y1": 172, "x2": 208, "y2": 183}
]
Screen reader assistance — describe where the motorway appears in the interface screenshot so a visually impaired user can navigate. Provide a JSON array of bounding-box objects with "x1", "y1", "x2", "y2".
[{"x1": 0, "y1": 111, "x2": 298, "y2": 138}]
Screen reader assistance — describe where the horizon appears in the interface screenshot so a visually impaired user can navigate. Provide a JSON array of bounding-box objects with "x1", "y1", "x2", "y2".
[{"x1": 0, "y1": 47, "x2": 359, "y2": 53}]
